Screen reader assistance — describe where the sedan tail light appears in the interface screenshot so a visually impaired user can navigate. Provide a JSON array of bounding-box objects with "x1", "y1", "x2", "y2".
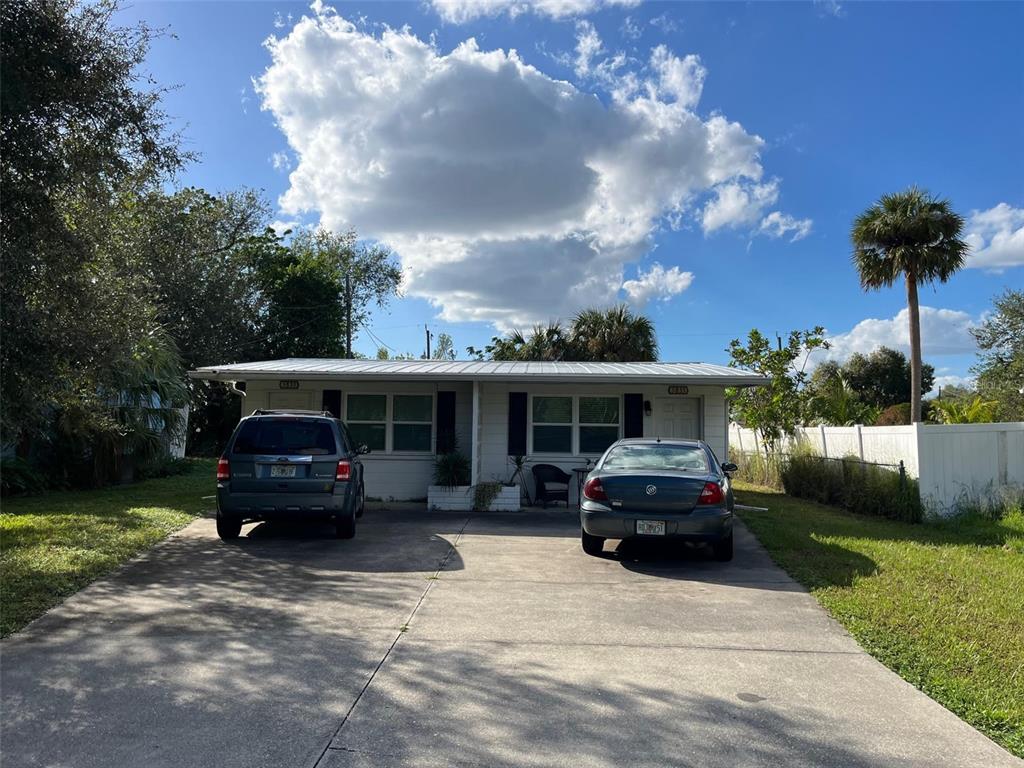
[
  {"x1": 582, "y1": 477, "x2": 608, "y2": 501},
  {"x1": 698, "y1": 481, "x2": 724, "y2": 506},
  {"x1": 216, "y1": 457, "x2": 231, "y2": 482},
  {"x1": 336, "y1": 459, "x2": 352, "y2": 481}
]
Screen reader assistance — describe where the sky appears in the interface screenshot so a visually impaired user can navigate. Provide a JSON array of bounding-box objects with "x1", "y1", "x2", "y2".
[{"x1": 117, "y1": 0, "x2": 1023, "y2": 390}]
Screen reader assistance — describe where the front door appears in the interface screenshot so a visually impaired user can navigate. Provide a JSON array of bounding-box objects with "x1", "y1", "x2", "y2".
[{"x1": 654, "y1": 398, "x2": 700, "y2": 440}]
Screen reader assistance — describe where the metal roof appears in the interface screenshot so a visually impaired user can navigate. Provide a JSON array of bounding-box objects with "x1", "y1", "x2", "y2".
[{"x1": 189, "y1": 359, "x2": 767, "y2": 387}]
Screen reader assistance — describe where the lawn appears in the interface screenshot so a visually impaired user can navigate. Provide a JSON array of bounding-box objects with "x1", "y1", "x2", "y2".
[
  {"x1": 734, "y1": 481, "x2": 1024, "y2": 758},
  {"x1": 0, "y1": 458, "x2": 215, "y2": 637}
]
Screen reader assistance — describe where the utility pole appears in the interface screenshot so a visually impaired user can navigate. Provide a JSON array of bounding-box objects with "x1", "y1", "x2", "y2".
[
  {"x1": 345, "y1": 274, "x2": 352, "y2": 358},
  {"x1": 425, "y1": 324, "x2": 433, "y2": 359}
]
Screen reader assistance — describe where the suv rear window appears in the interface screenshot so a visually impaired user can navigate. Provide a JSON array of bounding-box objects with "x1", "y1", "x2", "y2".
[{"x1": 232, "y1": 419, "x2": 338, "y2": 456}]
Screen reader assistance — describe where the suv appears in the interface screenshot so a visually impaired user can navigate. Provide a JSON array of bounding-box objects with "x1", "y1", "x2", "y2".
[{"x1": 215, "y1": 410, "x2": 369, "y2": 541}]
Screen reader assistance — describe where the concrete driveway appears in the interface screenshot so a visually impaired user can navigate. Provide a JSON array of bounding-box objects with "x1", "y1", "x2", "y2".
[{"x1": 2, "y1": 508, "x2": 1019, "y2": 768}]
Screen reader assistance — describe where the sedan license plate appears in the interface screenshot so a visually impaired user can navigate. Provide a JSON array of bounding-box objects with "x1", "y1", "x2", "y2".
[
  {"x1": 636, "y1": 519, "x2": 666, "y2": 536},
  {"x1": 270, "y1": 465, "x2": 297, "y2": 478}
]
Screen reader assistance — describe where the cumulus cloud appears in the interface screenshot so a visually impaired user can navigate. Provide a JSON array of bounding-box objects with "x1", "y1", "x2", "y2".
[
  {"x1": 269, "y1": 151, "x2": 292, "y2": 172},
  {"x1": 430, "y1": 0, "x2": 639, "y2": 23},
  {"x1": 826, "y1": 306, "x2": 978, "y2": 362},
  {"x1": 572, "y1": 20, "x2": 603, "y2": 77},
  {"x1": 621, "y1": 263, "x2": 694, "y2": 306},
  {"x1": 964, "y1": 202, "x2": 1024, "y2": 270},
  {"x1": 256, "y1": 8, "x2": 805, "y2": 326},
  {"x1": 758, "y1": 211, "x2": 812, "y2": 242},
  {"x1": 702, "y1": 181, "x2": 778, "y2": 234}
]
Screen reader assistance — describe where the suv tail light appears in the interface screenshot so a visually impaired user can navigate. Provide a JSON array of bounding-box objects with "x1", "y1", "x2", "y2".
[
  {"x1": 216, "y1": 457, "x2": 231, "y2": 482},
  {"x1": 583, "y1": 477, "x2": 608, "y2": 501},
  {"x1": 336, "y1": 459, "x2": 351, "y2": 481},
  {"x1": 698, "y1": 481, "x2": 724, "y2": 506}
]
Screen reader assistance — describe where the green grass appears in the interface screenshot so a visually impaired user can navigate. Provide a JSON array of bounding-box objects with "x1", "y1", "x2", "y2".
[
  {"x1": 734, "y1": 481, "x2": 1024, "y2": 758},
  {"x1": 1, "y1": 458, "x2": 215, "y2": 637}
]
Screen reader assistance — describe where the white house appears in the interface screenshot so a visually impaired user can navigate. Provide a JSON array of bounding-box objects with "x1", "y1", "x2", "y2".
[{"x1": 189, "y1": 359, "x2": 767, "y2": 501}]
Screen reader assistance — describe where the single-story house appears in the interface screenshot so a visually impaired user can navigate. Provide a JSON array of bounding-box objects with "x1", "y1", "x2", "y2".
[{"x1": 189, "y1": 359, "x2": 767, "y2": 501}]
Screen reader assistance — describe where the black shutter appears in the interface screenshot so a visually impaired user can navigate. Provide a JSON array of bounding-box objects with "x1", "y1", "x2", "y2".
[
  {"x1": 436, "y1": 391, "x2": 457, "y2": 454},
  {"x1": 322, "y1": 389, "x2": 342, "y2": 418},
  {"x1": 623, "y1": 393, "x2": 644, "y2": 438},
  {"x1": 508, "y1": 392, "x2": 528, "y2": 456}
]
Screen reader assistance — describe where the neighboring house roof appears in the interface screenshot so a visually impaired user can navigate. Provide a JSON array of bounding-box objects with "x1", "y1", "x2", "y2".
[{"x1": 189, "y1": 359, "x2": 768, "y2": 387}]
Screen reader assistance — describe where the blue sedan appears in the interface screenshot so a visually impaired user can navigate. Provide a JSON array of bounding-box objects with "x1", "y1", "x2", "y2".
[{"x1": 579, "y1": 438, "x2": 737, "y2": 560}]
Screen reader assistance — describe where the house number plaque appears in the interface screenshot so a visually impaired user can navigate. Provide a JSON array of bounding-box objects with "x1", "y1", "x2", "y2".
[
  {"x1": 667, "y1": 386, "x2": 689, "y2": 395},
  {"x1": 278, "y1": 380, "x2": 300, "y2": 389}
]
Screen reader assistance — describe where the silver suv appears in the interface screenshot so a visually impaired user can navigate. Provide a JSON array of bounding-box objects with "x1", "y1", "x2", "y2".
[{"x1": 216, "y1": 410, "x2": 369, "y2": 540}]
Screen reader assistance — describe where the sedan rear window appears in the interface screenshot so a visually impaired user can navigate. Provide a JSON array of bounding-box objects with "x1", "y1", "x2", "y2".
[
  {"x1": 232, "y1": 419, "x2": 338, "y2": 456},
  {"x1": 602, "y1": 444, "x2": 709, "y2": 472}
]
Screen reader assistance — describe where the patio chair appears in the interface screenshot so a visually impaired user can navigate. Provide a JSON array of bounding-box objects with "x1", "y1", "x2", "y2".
[{"x1": 531, "y1": 464, "x2": 571, "y2": 508}]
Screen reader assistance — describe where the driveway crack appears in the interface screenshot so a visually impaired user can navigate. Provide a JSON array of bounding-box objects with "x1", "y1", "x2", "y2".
[{"x1": 310, "y1": 514, "x2": 474, "y2": 767}]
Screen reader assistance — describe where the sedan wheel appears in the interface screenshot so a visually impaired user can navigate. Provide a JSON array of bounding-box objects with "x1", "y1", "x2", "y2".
[
  {"x1": 581, "y1": 529, "x2": 605, "y2": 556},
  {"x1": 712, "y1": 532, "x2": 734, "y2": 562},
  {"x1": 335, "y1": 511, "x2": 356, "y2": 540}
]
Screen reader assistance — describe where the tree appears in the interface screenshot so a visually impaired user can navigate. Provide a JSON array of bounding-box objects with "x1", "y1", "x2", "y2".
[
  {"x1": 804, "y1": 372, "x2": 880, "y2": 427},
  {"x1": 1, "y1": 0, "x2": 182, "y2": 442},
  {"x1": 928, "y1": 396, "x2": 997, "y2": 425},
  {"x1": 841, "y1": 347, "x2": 934, "y2": 409},
  {"x1": 431, "y1": 333, "x2": 457, "y2": 361},
  {"x1": 851, "y1": 187, "x2": 968, "y2": 422},
  {"x1": 727, "y1": 328, "x2": 829, "y2": 453},
  {"x1": 971, "y1": 289, "x2": 1024, "y2": 421}
]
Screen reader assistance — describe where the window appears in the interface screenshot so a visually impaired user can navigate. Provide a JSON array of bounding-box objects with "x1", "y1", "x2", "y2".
[
  {"x1": 344, "y1": 393, "x2": 434, "y2": 453},
  {"x1": 530, "y1": 395, "x2": 621, "y2": 455},
  {"x1": 532, "y1": 396, "x2": 572, "y2": 453},
  {"x1": 393, "y1": 395, "x2": 433, "y2": 452},
  {"x1": 579, "y1": 396, "x2": 620, "y2": 454},
  {"x1": 233, "y1": 418, "x2": 338, "y2": 456},
  {"x1": 346, "y1": 394, "x2": 386, "y2": 451}
]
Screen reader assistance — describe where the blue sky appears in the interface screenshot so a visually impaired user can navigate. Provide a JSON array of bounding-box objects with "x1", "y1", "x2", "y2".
[{"x1": 119, "y1": 0, "x2": 1022, "y2": 388}]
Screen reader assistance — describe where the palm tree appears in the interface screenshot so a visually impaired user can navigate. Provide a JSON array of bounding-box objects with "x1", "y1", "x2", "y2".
[
  {"x1": 851, "y1": 188, "x2": 968, "y2": 422},
  {"x1": 570, "y1": 305, "x2": 658, "y2": 362}
]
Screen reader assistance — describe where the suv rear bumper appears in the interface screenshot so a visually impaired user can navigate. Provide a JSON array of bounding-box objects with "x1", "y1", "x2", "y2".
[{"x1": 217, "y1": 486, "x2": 353, "y2": 521}]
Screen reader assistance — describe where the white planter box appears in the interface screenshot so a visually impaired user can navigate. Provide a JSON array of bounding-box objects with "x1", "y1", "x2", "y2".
[{"x1": 428, "y1": 485, "x2": 521, "y2": 512}]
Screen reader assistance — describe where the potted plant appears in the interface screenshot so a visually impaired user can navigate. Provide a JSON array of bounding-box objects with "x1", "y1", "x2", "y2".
[{"x1": 428, "y1": 450, "x2": 521, "y2": 511}]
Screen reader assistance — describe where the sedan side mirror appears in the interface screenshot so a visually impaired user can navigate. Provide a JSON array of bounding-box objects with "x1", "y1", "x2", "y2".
[
  {"x1": 721, "y1": 462, "x2": 738, "y2": 474},
  {"x1": 357, "y1": 444, "x2": 371, "y2": 455}
]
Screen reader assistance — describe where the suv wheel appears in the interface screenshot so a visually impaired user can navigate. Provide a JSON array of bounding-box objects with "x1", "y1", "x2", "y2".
[
  {"x1": 355, "y1": 482, "x2": 365, "y2": 519},
  {"x1": 712, "y1": 532, "x2": 734, "y2": 562},
  {"x1": 581, "y1": 529, "x2": 605, "y2": 556},
  {"x1": 217, "y1": 514, "x2": 242, "y2": 541},
  {"x1": 335, "y1": 511, "x2": 356, "y2": 539}
]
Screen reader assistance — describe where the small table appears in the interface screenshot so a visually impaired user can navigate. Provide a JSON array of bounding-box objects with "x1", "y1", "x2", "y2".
[{"x1": 571, "y1": 467, "x2": 592, "y2": 506}]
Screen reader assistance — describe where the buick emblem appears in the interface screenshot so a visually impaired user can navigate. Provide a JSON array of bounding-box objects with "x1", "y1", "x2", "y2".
[{"x1": 645, "y1": 485, "x2": 657, "y2": 496}]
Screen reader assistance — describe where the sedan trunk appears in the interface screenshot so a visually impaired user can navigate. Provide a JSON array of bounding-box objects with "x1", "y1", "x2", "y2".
[{"x1": 598, "y1": 470, "x2": 711, "y2": 514}]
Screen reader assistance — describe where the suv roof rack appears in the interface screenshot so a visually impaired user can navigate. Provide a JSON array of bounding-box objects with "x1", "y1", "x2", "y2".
[{"x1": 249, "y1": 409, "x2": 336, "y2": 417}]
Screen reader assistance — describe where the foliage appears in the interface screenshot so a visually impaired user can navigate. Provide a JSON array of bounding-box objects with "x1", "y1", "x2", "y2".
[
  {"x1": 972, "y1": 289, "x2": 1024, "y2": 422},
  {"x1": 0, "y1": 458, "x2": 48, "y2": 497},
  {"x1": 433, "y1": 450, "x2": 471, "y2": 489},
  {"x1": 0, "y1": 0, "x2": 183, "y2": 442},
  {"x1": 928, "y1": 396, "x2": 998, "y2": 424},
  {"x1": 840, "y1": 347, "x2": 934, "y2": 409},
  {"x1": 431, "y1": 333, "x2": 457, "y2": 361},
  {"x1": 779, "y1": 449, "x2": 922, "y2": 523},
  {"x1": 134, "y1": 456, "x2": 193, "y2": 481},
  {"x1": 0, "y1": 458, "x2": 214, "y2": 637},
  {"x1": 729, "y1": 450, "x2": 783, "y2": 489},
  {"x1": 467, "y1": 305, "x2": 657, "y2": 362},
  {"x1": 726, "y1": 327, "x2": 829, "y2": 452},
  {"x1": 803, "y1": 371, "x2": 880, "y2": 426},
  {"x1": 472, "y1": 481, "x2": 504, "y2": 511},
  {"x1": 735, "y1": 483, "x2": 1024, "y2": 756},
  {"x1": 875, "y1": 403, "x2": 913, "y2": 426},
  {"x1": 851, "y1": 187, "x2": 968, "y2": 422}
]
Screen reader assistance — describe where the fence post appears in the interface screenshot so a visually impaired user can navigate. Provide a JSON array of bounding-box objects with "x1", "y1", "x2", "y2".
[
  {"x1": 856, "y1": 424, "x2": 864, "y2": 462},
  {"x1": 819, "y1": 424, "x2": 829, "y2": 459},
  {"x1": 899, "y1": 460, "x2": 906, "y2": 491},
  {"x1": 736, "y1": 427, "x2": 744, "y2": 455}
]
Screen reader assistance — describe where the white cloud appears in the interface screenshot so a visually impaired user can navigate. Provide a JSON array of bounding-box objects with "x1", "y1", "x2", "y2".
[
  {"x1": 430, "y1": 0, "x2": 639, "y2": 23},
  {"x1": 620, "y1": 16, "x2": 641, "y2": 41},
  {"x1": 758, "y1": 210, "x2": 812, "y2": 242},
  {"x1": 649, "y1": 13, "x2": 678, "y2": 33},
  {"x1": 621, "y1": 262, "x2": 694, "y2": 306},
  {"x1": 826, "y1": 306, "x2": 978, "y2": 362},
  {"x1": 964, "y1": 202, "x2": 1024, "y2": 270},
  {"x1": 269, "y1": 151, "x2": 292, "y2": 172},
  {"x1": 257, "y1": 8, "x2": 802, "y2": 327},
  {"x1": 702, "y1": 181, "x2": 778, "y2": 234},
  {"x1": 927, "y1": 374, "x2": 974, "y2": 398},
  {"x1": 573, "y1": 20, "x2": 603, "y2": 77}
]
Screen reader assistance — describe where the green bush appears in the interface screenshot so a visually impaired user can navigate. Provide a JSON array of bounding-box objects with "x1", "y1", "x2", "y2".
[
  {"x1": 433, "y1": 450, "x2": 470, "y2": 489},
  {"x1": 731, "y1": 451, "x2": 784, "y2": 489},
  {"x1": 0, "y1": 457, "x2": 48, "y2": 496},
  {"x1": 780, "y1": 451, "x2": 922, "y2": 522},
  {"x1": 134, "y1": 456, "x2": 193, "y2": 481}
]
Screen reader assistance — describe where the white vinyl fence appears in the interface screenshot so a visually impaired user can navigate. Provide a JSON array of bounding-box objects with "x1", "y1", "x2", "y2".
[{"x1": 729, "y1": 421, "x2": 1024, "y2": 516}]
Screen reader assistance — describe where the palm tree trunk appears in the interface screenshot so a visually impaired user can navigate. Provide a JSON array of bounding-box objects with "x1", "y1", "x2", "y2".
[{"x1": 906, "y1": 271, "x2": 923, "y2": 423}]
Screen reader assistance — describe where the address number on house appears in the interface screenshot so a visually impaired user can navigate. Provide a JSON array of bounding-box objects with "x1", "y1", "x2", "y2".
[
  {"x1": 279, "y1": 380, "x2": 300, "y2": 389},
  {"x1": 667, "y1": 386, "x2": 689, "y2": 395}
]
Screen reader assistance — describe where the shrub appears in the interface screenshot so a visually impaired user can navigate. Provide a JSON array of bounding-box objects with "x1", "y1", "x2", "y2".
[
  {"x1": 0, "y1": 457, "x2": 48, "y2": 496},
  {"x1": 433, "y1": 450, "x2": 470, "y2": 489},
  {"x1": 875, "y1": 403, "x2": 911, "y2": 425},
  {"x1": 135, "y1": 456, "x2": 193, "y2": 481},
  {"x1": 780, "y1": 450, "x2": 922, "y2": 523},
  {"x1": 731, "y1": 451, "x2": 783, "y2": 489}
]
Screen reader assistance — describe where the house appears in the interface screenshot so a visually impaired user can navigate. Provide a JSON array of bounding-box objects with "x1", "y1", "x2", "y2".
[{"x1": 188, "y1": 359, "x2": 768, "y2": 501}]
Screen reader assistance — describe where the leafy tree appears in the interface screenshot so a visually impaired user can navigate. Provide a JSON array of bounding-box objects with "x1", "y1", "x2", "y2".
[
  {"x1": 841, "y1": 347, "x2": 934, "y2": 409},
  {"x1": 804, "y1": 372, "x2": 880, "y2": 426},
  {"x1": 851, "y1": 187, "x2": 967, "y2": 422},
  {"x1": 928, "y1": 396, "x2": 997, "y2": 425},
  {"x1": 1, "y1": 0, "x2": 182, "y2": 442},
  {"x1": 971, "y1": 289, "x2": 1024, "y2": 421},
  {"x1": 431, "y1": 333, "x2": 457, "y2": 361},
  {"x1": 727, "y1": 328, "x2": 829, "y2": 453}
]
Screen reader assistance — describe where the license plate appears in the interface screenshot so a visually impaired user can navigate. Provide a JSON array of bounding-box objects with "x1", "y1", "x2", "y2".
[
  {"x1": 636, "y1": 520, "x2": 666, "y2": 536},
  {"x1": 270, "y1": 465, "x2": 297, "y2": 478}
]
